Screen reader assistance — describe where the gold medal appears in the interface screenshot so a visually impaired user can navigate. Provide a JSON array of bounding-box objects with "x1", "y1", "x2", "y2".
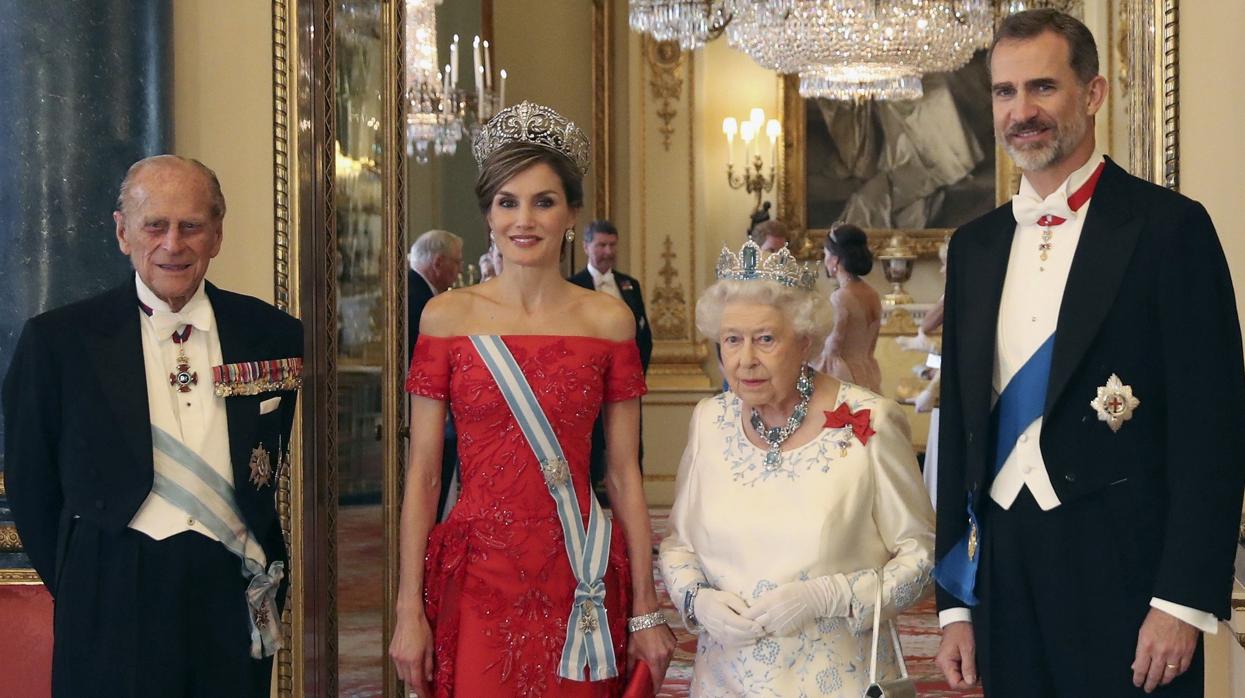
[{"x1": 249, "y1": 444, "x2": 272, "y2": 488}]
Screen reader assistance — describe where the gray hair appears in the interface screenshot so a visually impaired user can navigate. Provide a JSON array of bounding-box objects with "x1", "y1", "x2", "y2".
[
  {"x1": 116, "y1": 154, "x2": 227, "y2": 220},
  {"x1": 409, "y1": 229, "x2": 463, "y2": 270},
  {"x1": 990, "y1": 8, "x2": 1099, "y2": 84},
  {"x1": 695, "y1": 279, "x2": 834, "y2": 363}
]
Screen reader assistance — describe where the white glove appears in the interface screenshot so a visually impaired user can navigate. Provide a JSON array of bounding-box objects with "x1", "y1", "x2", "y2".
[
  {"x1": 914, "y1": 383, "x2": 937, "y2": 413},
  {"x1": 896, "y1": 332, "x2": 934, "y2": 353},
  {"x1": 743, "y1": 574, "x2": 852, "y2": 637},
  {"x1": 694, "y1": 588, "x2": 766, "y2": 646}
]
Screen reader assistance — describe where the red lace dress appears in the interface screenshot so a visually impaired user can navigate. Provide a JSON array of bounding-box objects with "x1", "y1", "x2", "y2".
[{"x1": 406, "y1": 335, "x2": 647, "y2": 697}]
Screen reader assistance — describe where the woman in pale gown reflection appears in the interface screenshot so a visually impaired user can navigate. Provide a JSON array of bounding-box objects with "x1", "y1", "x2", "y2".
[{"x1": 815, "y1": 224, "x2": 883, "y2": 393}]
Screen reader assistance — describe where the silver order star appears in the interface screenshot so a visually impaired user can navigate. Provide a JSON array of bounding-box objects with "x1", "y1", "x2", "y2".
[
  {"x1": 1090, "y1": 374, "x2": 1140, "y2": 432},
  {"x1": 540, "y1": 457, "x2": 570, "y2": 488}
]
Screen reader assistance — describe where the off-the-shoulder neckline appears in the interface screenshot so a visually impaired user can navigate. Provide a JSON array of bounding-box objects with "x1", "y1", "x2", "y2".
[{"x1": 419, "y1": 334, "x2": 634, "y2": 345}]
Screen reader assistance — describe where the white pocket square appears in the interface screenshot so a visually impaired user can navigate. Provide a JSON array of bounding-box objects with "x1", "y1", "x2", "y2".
[{"x1": 259, "y1": 396, "x2": 282, "y2": 415}]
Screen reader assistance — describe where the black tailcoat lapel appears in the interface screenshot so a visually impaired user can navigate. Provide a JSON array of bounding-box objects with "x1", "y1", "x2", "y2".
[
  {"x1": 956, "y1": 205, "x2": 1016, "y2": 486},
  {"x1": 83, "y1": 284, "x2": 153, "y2": 485},
  {"x1": 1044, "y1": 159, "x2": 1143, "y2": 414}
]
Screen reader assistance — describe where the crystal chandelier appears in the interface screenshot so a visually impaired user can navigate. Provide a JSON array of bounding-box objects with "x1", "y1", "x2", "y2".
[
  {"x1": 724, "y1": 1, "x2": 994, "y2": 101},
  {"x1": 629, "y1": 0, "x2": 731, "y2": 51},
  {"x1": 405, "y1": 1, "x2": 507, "y2": 163}
]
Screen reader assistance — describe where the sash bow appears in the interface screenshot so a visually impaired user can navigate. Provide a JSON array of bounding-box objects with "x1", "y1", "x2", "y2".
[{"x1": 823, "y1": 402, "x2": 875, "y2": 445}]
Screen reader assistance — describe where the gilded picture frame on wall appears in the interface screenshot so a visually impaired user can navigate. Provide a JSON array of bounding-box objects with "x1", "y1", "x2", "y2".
[{"x1": 775, "y1": 0, "x2": 1180, "y2": 263}]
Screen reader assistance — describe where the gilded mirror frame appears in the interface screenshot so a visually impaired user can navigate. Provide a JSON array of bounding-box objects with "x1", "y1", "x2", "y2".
[
  {"x1": 272, "y1": 1, "x2": 619, "y2": 696},
  {"x1": 775, "y1": 0, "x2": 1181, "y2": 259}
]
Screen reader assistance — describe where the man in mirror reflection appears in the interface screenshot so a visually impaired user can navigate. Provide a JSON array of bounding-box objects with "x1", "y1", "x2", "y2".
[
  {"x1": 3, "y1": 155, "x2": 303, "y2": 696},
  {"x1": 933, "y1": 10, "x2": 1245, "y2": 696},
  {"x1": 752, "y1": 218, "x2": 792, "y2": 254},
  {"x1": 407, "y1": 229, "x2": 463, "y2": 519},
  {"x1": 569, "y1": 220, "x2": 653, "y2": 497}
]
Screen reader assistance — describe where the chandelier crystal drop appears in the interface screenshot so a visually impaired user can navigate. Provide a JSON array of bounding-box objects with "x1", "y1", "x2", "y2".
[
  {"x1": 724, "y1": 0, "x2": 994, "y2": 101},
  {"x1": 629, "y1": 0, "x2": 731, "y2": 51}
]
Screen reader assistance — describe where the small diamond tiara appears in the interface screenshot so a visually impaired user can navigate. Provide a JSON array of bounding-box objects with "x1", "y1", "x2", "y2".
[
  {"x1": 716, "y1": 239, "x2": 818, "y2": 290},
  {"x1": 471, "y1": 101, "x2": 591, "y2": 176}
]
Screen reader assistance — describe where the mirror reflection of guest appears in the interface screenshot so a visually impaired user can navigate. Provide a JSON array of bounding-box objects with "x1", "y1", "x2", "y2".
[
  {"x1": 815, "y1": 224, "x2": 883, "y2": 393},
  {"x1": 751, "y1": 219, "x2": 790, "y2": 254},
  {"x1": 659, "y1": 239, "x2": 934, "y2": 695}
]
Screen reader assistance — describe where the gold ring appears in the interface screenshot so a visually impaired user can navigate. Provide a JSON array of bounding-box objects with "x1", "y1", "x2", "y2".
[{"x1": 1166, "y1": 663, "x2": 1179, "y2": 670}]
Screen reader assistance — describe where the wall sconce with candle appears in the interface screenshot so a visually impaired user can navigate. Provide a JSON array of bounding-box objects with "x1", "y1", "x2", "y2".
[{"x1": 724, "y1": 107, "x2": 780, "y2": 214}]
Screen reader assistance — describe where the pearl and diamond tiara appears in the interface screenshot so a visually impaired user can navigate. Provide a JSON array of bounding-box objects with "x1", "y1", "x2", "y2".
[
  {"x1": 471, "y1": 101, "x2": 591, "y2": 176},
  {"x1": 715, "y1": 239, "x2": 818, "y2": 290}
]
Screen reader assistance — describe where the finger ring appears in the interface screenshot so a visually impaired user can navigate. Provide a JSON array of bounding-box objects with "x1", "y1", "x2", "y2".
[{"x1": 1165, "y1": 663, "x2": 1179, "y2": 670}]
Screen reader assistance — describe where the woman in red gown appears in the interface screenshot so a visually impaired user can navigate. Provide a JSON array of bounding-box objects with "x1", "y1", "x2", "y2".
[{"x1": 390, "y1": 102, "x2": 676, "y2": 697}]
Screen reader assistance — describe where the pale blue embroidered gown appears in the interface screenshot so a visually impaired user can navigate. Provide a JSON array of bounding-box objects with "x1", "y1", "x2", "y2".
[{"x1": 659, "y1": 383, "x2": 935, "y2": 696}]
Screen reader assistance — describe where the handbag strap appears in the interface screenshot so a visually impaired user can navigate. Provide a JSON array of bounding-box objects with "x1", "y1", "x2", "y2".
[{"x1": 866, "y1": 568, "x2": 909, "y2": 683}]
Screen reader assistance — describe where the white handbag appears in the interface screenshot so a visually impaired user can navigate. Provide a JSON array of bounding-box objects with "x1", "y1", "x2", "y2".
[{"x1": 864, "y1": 569, "x2": 917, "y2": 698}]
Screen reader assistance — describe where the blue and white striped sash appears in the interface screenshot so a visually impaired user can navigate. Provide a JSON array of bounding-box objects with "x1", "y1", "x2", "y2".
[
  {"x1": 150, "y1": 425, "x2": 284, "y2": 658},
  {"x1": 470, "y1": 335, "x2": 618, "y2": 682},
  {"x1": 933, "y1": 333, "x2": 1055, "y2": 606}
]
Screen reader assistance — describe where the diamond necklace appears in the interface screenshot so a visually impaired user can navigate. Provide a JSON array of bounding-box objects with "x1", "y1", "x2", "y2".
[{"x1": 749, "y1": 365, "x2": 815, "y2": 470}]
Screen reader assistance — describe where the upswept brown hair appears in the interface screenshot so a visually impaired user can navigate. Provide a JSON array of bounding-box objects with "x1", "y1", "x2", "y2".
[
  {"x1": 474, "y1": 142, "x2": 585, "y2": 214},
  {"x1": 989, "y1": 8, "x2": 1099, "y2": 84}
]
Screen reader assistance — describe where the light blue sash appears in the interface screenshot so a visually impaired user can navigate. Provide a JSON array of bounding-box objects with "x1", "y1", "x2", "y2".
[
  {"x1": 933, "y1": 334, "x2": 1055, "y2": 606},
  {"x1": 150, "y1": 425, "x2": 284, "y2": 658},
  {"x1": 470, "y1": 335, "x2": 618, "y2": 682}
]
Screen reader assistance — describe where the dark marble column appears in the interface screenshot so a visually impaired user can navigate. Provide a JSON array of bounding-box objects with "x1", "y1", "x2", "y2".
[{"x1": 0, "y1": 1, "x2": 171, "y2": 565}]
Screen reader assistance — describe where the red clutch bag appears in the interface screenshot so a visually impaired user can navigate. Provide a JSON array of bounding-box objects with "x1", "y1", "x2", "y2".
[{"x1": 623, "y1": 660, "x2": 655, "y2": 698}]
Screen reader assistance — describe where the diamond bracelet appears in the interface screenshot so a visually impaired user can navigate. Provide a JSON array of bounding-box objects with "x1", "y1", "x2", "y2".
[{"x1": 627, "y1": 610, "x2": 668, "y2": 633}]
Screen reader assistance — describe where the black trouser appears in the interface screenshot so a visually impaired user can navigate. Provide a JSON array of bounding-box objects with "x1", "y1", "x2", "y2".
[
  {"x1": 975, "y1": 489, "x2": 1202, "y2": 697},
  {"x1": 52, "y1": 521, "x2": 273, "y2": 697}
]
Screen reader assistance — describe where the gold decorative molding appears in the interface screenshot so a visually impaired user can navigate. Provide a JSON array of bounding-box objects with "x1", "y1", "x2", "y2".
[
  {"x1": 0, "y1": 569, "x2": 40, "y2": 584},
  {"x1": 0, "y1": 470, "x2": 5, "y2": 497},
  {"x1": 592, "y1": 0, "x2": 614, "y2": 220},
  {"x1": 0, "y1": 524, "x2": 20, "y2": 552},
  {"x1": 645, "y1": 38, "x2": 685, "y2": 151},
  {"x1": 651, "y1": 236, "x2": 690, "y2": 340}
]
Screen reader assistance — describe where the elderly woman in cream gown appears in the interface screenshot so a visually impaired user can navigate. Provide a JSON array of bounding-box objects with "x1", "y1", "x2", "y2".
[{"x1": 660, "y1": 241, "x2": 934, "y2": 696}]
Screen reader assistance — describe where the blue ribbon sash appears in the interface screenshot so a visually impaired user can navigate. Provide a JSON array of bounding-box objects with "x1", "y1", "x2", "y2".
[
  {"x1": 150, "y1": 425, "x2": 284, "y2": 658},
  {"x1": 470, "y1": 335, "x2": 619, "y2": 682},
  {"x1": 933, "y1": 334, "x2": 1055, "y2": 606}
]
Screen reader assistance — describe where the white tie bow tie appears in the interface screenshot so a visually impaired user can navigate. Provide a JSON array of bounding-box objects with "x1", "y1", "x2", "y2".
[
  {"x1": 597, "y1": 272, "x2": 616, "y2": 287},
  {"x1": 1011, "y1": 190, "x2": 1075, "y2": 226},
  {"x1": 149, "y1": 303, "x2": 212, "y2": 338}
]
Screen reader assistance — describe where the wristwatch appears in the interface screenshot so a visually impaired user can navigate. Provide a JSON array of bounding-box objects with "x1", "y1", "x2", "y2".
[{"x1": 683, "y1": 583, "x2": 705, "y2": 633}]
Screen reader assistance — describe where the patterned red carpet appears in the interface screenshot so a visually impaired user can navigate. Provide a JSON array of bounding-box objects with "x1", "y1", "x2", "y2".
[{"x1": 339, "y1": 505, "x2": 982, "y2": 697}]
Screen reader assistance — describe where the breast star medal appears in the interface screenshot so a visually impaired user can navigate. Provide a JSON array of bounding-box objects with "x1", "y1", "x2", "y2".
[
  {"x1": 249, "y1": 444, "x2": 272, "y2": 488},
  {"x1": 1090, "y1": 374, "x2": 1140, "y2": 432}
]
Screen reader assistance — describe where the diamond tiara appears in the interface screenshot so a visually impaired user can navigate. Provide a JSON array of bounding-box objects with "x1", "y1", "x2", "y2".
[
  {"x1": 715, "y1": 239, "x2": 818, "y2": 290},
  {"x1": 471, "y1": 101, "x2": 591, "y2": 176}
]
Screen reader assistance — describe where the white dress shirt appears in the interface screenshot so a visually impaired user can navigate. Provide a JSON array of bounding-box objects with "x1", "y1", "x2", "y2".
[
  {"x1": 129, "y1": 274, "x2": 236, "y2": 545},
  {"x1": 939, "y1": 155, "x2": 1216, "y2": 634},
  {"x1": 587, "y1": 263, "x2": 622, "y2": 300}
]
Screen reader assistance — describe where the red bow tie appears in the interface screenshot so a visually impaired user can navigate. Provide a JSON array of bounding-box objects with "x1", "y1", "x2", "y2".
[{"x1": 823, "y1": 403, "x2": 875, "y2": 446}]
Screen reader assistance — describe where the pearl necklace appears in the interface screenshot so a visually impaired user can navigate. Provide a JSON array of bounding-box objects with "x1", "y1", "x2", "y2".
[{"x1": 750, "y1": 365, "x2": 815, "y2": 470}]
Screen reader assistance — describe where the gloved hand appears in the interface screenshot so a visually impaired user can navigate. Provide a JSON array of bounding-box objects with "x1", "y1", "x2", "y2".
[
  {"x1": 743, "y1": 574, "x2": 851, "y2": 637},
  {"x1": 694, "y1": 588, "x2": 766, "y2": 646},
  {"x1": 896, "y1": 331, "x2": 935, "y2": 353}
]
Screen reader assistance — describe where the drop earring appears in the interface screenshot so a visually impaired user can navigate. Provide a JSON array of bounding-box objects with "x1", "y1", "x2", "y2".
[{"x1": 565, "y1": 228, "x2": 575, "y2": 243}]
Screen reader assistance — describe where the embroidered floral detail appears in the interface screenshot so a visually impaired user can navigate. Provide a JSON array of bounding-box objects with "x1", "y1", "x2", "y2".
[
  {"x1": 407, "y1": 336, "x2": 640, "y2": 696},
  {"x1": 753, "y1": 638, "x2": 781, "y2": 665}
]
